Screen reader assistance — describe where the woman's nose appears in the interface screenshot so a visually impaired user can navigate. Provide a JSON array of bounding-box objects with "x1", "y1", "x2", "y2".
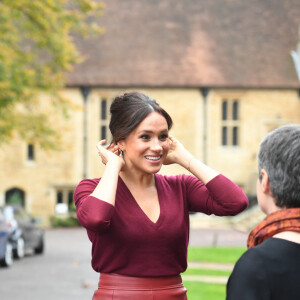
[{"x1": 150, "y1": 139, "x2": 163, "y2": 151}]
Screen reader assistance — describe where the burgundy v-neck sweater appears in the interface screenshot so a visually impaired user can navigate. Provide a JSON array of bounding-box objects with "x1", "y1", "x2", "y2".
[{"x1": 74, "y1": 174, "x2": 248, "y2": 277}]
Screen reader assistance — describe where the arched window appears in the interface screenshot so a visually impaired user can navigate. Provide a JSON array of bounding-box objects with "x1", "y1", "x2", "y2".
[{"x1": 5, "y1": 188, "x2": 25, "y2": 207}]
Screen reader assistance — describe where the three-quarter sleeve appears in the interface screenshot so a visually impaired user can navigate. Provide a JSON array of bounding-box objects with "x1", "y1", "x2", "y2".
[
  {"x1": 74, "y1": 178, "x2": 115, "y2": 232},
  {"x1": 185, "y1": 174, "x2": 248, "y2": 215}
]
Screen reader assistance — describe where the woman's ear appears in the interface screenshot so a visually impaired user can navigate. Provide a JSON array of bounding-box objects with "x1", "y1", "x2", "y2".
[
  {"x1": 117, "y1": 140, "x2": 125, "y2": 151},
  {"x1": 260, "y1": 169, "x2": 271, "y2": 194}
]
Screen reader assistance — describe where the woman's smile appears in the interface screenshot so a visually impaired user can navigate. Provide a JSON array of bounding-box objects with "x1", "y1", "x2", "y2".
[{"x1": 145, "y1": 155, "x2": 162, "y2": 163}]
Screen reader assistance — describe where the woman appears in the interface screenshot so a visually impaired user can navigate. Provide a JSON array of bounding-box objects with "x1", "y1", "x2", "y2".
[
  {"x1": 226, "y1": 124, "x2": 300, "y2": 300},
  {"x1": 74, "y1": 91, "x2": 248, "y2": 299}
]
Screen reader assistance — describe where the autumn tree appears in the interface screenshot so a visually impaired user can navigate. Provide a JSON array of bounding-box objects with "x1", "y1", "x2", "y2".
[{"x1": 0, "y1": 0, "x2": 104, "y2": 148}]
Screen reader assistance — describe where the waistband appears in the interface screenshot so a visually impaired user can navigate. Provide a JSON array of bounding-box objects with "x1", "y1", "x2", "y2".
[{"x1": 98, "y1": 273, "x2": 184, "y2": 291}]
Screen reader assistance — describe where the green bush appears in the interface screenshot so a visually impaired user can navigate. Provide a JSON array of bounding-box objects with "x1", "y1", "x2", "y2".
[{"x1": 50, "y1": 215, "x2": 81, "y2": 228}]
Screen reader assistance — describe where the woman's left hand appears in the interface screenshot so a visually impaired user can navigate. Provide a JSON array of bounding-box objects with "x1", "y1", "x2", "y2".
[{"x1": 164, "y1": 136, "x2": 192, "y2": 165}]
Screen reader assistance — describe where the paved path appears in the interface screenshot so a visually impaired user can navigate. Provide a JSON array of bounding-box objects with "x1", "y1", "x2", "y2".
[
  {"x1": 185, "y1": 261, "x2": 235, "y2": 285},
  {"x1": 182, "y1": 275, "x2": 229, "y2": 284},
  {"x1": 188, "y1": 262, "x2": 234, "y2": 271},
  {"x1": 189, "y1": 227, "x2": 249, "y2": 247}
]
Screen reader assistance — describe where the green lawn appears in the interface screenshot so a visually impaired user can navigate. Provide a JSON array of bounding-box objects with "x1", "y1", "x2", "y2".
[
  {"x1": 184, "y1": 281, "x2": 226, "y2": 300},
  {"x1": 188, "y1": 246, "x2": 246, "y2": 263},
  {"x1": 184, "y1": 246, "x2": 247, "y2": 300}
]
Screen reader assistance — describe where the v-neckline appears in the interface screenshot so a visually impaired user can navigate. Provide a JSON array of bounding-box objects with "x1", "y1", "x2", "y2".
[{"x1": 119, "y1": 174, "x2": 163, "y2": 226}]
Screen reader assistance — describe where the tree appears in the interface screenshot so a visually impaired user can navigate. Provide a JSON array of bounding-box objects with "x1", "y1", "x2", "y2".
[{"x1": 0, "y1": 0, "x2": 104, "y2": 149}]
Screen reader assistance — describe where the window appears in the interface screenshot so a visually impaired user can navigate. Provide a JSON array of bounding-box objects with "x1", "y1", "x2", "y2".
[
  {"x1": 101, "y1": 99, "x2": 107, "y2": 120},
  {"x1": 222, "y1": 101, "x2": 227, "y2": 120},
  {"x1": 55, "y1": 188, "x2": 75, "y2": 213},
  {"x1": 221, "y1": 99, "x2": 240, "y2": 146},
  {"x1": 5, "y1": 188, "x2": 25, "y2": 207},
  {"x1": 99, "y1": 98, "x2": 111, "y2": 141},
  {"x1": 68, "y1": 191, "x2": 74, "y2": 208},
  {"x1": 233, "y1": 126, "x2": 238, "y2": 146},
  {"x1": 56, "y1": 191, "x2": 63, "y2": 204},
  {"x1": 27, "y1": 144, "x2": 35, "y2": 161},
  {"x1": 233, "y1": 101, "x2": 239, "y2": 120},
  {"x1": 101, "y1": 125, "x2": 107, "y2": 140},
  {"x1": 222, "y1": 126, "x2": 227, "y2": 145}
]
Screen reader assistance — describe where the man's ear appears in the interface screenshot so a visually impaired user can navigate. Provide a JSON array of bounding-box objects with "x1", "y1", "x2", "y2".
[{"x1": 260, "y1": 169, "x2": 271, "y2": 194}]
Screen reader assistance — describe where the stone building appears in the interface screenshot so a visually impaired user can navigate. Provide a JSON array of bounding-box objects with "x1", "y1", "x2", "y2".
[{"x1": 0, "y1": 0, "x2": 299, "y2": 225}]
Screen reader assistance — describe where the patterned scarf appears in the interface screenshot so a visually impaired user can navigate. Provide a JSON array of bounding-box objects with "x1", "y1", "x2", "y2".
[{"x1": 247, "y1": 208, "x2": 300, "y2": 249}]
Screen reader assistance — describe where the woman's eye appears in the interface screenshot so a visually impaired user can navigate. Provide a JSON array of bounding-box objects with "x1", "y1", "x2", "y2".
[
  {"x1": 160, "y1": 134, "x2": 169, "y2": 141},
  {"x1": 140, "y1": 134, "x2": 150, "y2": 140}
]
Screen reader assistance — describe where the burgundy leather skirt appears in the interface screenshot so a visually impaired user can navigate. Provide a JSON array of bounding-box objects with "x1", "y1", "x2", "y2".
[{"x1": 92, "y1": 273, "x2": 187, "y2": 300}]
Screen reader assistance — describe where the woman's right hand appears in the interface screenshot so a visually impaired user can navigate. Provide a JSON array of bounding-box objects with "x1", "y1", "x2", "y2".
[
  {"x1": 96, "y1": 140, "x2": 125, "y2": 171},
  {"x1": 90, "y1": 140, "x2": 125, "y2": 206}
]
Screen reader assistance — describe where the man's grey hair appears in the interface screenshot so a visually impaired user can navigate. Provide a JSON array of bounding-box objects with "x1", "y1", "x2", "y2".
[{"x1": 258, "y1": 124, "x2": 300, "y2": 208}]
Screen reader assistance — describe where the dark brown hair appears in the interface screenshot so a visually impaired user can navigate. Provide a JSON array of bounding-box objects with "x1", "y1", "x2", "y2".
[{"x1": 109, "y1": 91, "x2": 173, "y2": 144}]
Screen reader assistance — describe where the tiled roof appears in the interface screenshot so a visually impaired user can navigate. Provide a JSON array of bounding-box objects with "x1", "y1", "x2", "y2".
[{"x1": 67, "y1": 0, "x2": 300, "y2": 88}]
